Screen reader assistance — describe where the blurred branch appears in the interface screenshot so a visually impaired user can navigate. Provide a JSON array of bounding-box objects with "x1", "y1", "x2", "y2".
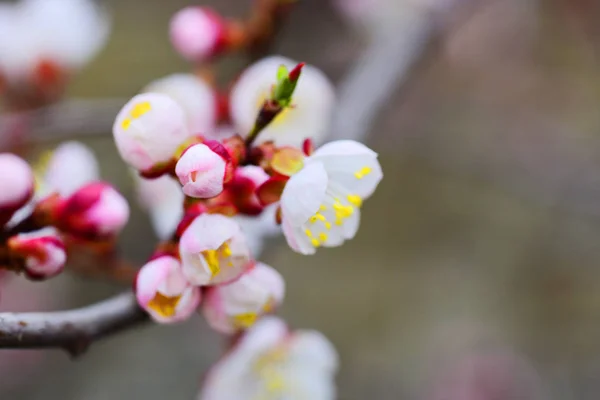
[
  {"x1": 0, "y1": 291, "x2": 148, "y2": 357},
  {"x1": 330, "y1": 7, "x2": 434, "y2": 141},
  {"x1": 0, "y1": 97, "x2": 127, "y2": 144}
]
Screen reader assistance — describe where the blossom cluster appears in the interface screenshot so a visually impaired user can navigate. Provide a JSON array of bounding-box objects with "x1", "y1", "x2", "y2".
[
  {"x1": 0, "y1": 143, "x2": 128, "y2": 280},
  {"x1": 0, "y1": 2, "x2": 384, "y2": 398}
]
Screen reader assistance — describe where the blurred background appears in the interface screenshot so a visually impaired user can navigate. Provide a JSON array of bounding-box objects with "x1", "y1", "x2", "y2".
[{"x1": 3, "y1": 0, "x2": 600, "y2": 398}]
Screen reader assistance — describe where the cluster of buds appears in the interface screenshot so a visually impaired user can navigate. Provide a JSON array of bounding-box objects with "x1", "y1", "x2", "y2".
[
  {"x1": 110, "y1": 3, "x2": 381, "y2": 397},
  {"x1": 0, "y1": 144, "x2": 129, "y2": 281},
  {"x1": 117, "y1": 54, "x2": 382, "y2": 341}
]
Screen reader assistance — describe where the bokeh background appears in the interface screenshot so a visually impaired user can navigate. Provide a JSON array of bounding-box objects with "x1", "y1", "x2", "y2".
[{"x1": 3, "y1": 0, "x2": 600, "y2": 398}]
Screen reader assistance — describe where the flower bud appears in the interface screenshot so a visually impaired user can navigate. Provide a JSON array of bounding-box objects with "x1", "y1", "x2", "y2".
[
  {"x1": 169, "y1": 7, "x2": 226, "y2": 62},
  {"x1": 179, "y1": 214, "x2": 251, "y2": 286},
  {"x1": 113, "y1": 93, "x2": 191, "y2": 173},
  {"x1": 55, "y1": 182, "x2": 129, "y2": 239},
  {"x1": 202, "y1": 262, "x2": 285, "y2": 334},
  {"x1": 7, "y1": 227, "x2": 66, "y2": 280},
  {"x1": 175, "y1": 142, "x2": 230, "y2": 199},
  {"x1": 229, "y1": 165, "x2": 270, "y2": 215},
  {"x1": 136, "y1": 256, "x2": 201, "y2": 323},
  {"x1": 0, "y1": 154, "x2": 34, "y2": 224}
]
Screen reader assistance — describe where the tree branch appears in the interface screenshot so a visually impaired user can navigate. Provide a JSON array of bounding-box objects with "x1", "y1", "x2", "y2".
[{"x1": 0, "y1": 291, "x2": 148, "y2": 357}]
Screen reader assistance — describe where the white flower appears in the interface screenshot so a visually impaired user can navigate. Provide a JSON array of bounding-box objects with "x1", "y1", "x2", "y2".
[
  {"x1": 143, "y1": 73, "x2": 217, "y2": 135},
  {"x1": 199, "y1": 317, "x2": 338, "y2": 400},
  {"x1": 229, "y1": 56, "x2": 335, "y2": 147},
  {"x1": 280, "y1": 140, "x2": 382, "y2": 254},
  {"x1": 133, "y1": 173, "x2": 184, "y2": 240},
  {"x1": 113, "y1": 93, "x2": 192, "y2": 172},
  {"x1": 0, "y1": 0, "x2": 109, "y2": 84},
  {"x1": 202, "y1": 262, "x2": 285, "y2": 334},
  {"x1": 41, "y1": 141, "x2": 99, "y2": 197},
  {"x1": 179, "y1": 214, "x2": 251, "y2": 285}
]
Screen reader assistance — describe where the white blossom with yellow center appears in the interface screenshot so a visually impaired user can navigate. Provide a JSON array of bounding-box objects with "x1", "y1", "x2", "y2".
[
  {"x1": 179, "y1": 214, "x2": 252, "y2": 286},
  {"x1": 280, "y1": 140, "x2": 383, "y2": 255},
  {"x1": 199, "y1": 317, "x2": 338, "y2": 400},
  {"x1": 229, "y1": 55, "x2": 335, "y2": 147},
  {"x1": 202, "y1": 262, "x2": 285, "y2": 334}
]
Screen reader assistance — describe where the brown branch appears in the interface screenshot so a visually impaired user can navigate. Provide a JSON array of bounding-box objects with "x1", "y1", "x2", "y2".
[{"x1": 0, "y1": 291, "x2": 148, "y2": 357}]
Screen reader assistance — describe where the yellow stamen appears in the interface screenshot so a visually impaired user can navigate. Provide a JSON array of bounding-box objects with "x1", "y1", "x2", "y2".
[
  {"x1": 311, "y1": 238, "x2": 321, "y2": 247},
  {"x1": 233, "y1": 312, "x2": 258, "y2": 329},
  {"x1": 318, "y1": 233, "x2": 328, "y2": 242},
  {"x1": 121, "y1": 118, "x2": 131, "y2": 130},
  {"x1": 319, "y1": 205, "x2": 327, "y2": 211},
  {"x1": 354, "y1": 166, "x2": 372, "y2": 179},
  {"x1": 333, "y1": 201, "x2": 354, "y2": 219},
  {"x1": 147, "y1": 292, "x2": 181, "y2": 318},
  {"x1": 305, "y1": 229, "x2": 313, "y2": 238},
  {"x1": 130, "y1": 101, "x2": 152, "y2": 119},
  {"x1": 347, "y1": 194, "x2": 363, "y2": 207},
  {"x1": 201, "y1": 241, "x2": 232, "y2": 277}
]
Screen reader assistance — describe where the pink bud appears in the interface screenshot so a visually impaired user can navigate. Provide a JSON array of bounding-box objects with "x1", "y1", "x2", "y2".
[
  {"x1": 55, "y1": 182, "x2": 129, "y2": 239},
  {"x1": 0, "y1": 154, "x2": 34, "y2": 222},
  {"x1": 175, "y1": 143, "x2": 229, "y2": 198},
  {"x1": 113, "y1": 93, "x2": 191, "y2": 172},
  {"x1": 202, "y1": 262, "x2": 285, "y2": 334},
  {"x1": 169, "y1": 6, "x2": 226, "y2": 62},
  {"x1": 7, "y1": 228, "x2": 66, "y2": 280},
  {"x1": 136, "y1": 256, "x2": 201, "y2": 323}
]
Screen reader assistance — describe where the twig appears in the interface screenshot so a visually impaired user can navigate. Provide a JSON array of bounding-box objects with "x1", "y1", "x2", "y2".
[{"x1": 0, "y1": 291, "x2": 148, "y2": 357}]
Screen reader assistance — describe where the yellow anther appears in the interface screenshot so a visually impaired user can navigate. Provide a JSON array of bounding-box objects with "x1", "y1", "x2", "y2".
[
  {"x1": 201, "y1": 242, "x2": 232, "y2": 277},
  {"x1": 121, "y1": 118, "x2": 131, "y2": 130},
  {"x1": 319, "y1": 205, "x2": 327, "y2": 211},
  {"x1": 233, "y1": 312, "x2": 258, "y2": 329},
  {"x1": 335, "y1": 219, "x2": 343, "y2": 226},
  {"x1": 333, "y1": 201, "x2": 354, "y2": 219},
  {"x1": 305, "y1": 229, "x2": 313, "y2": 238},
  {"x1": 324, "y1": 221, "x2": 332, "y2": 230},
  {"x1": 130, "y1": 101, "x2": 152, "y2": 119},
  {"x1": 318, "y1": 233, "x2": 328, "y2": 242},
  {"x1": 147, "y1": 292, "x2": 181, "y2": 318},
  {"x1": 309, "y1": 213, "x2": 326, "y2": 224},
  {"x1": 354, "y1": 166, "x2": 372, "y2": 179},
  {"x1": 311, "y1": 238, "x2": 321, "y2": 247},
  {"x1": 347, "y1": 194, "x2": 363, "y2": 207}
]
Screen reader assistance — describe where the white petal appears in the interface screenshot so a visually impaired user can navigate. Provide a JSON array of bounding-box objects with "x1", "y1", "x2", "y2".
[
  {"x1": 180, "y1": 214, "x2": 239, "y2": 253},
  {"x1": 133, "y1": 173, "x2": 184, "y2": 239},
  {"x1": 143, "y1": 73, "x2": 216, "y2": 135},
  {"x1": 23, "y1": 0, "x2": 110, "y2": 69},
  {"x1": 310, "y1": 140, "x2": 383, "y2": 199},
  {"x1": 281, "y1": 162, "x2": 328, "y2": 227},
  {"x1": 283, "y1": 218, "x2": 317, "y2": 255},
  {"x1": 289, "y1": 331, "x2": 339, "y2": 373},
  {"x1": 237, "y1": 316, "x2": 288, "y2": 357},
  {"x1": 230, "y1": 56, "x2": 335, "y2": 147},
  {"x1": 44, "y1": 141, "x2": 99, "y2": 196}
]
